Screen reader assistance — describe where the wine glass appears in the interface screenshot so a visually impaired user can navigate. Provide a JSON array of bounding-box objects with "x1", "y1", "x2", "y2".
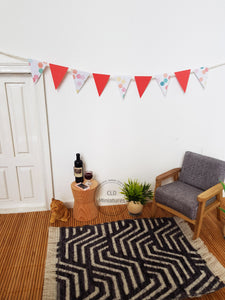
[{"x1": 84, "y1": 171, "x2": 93, "y2": 186}]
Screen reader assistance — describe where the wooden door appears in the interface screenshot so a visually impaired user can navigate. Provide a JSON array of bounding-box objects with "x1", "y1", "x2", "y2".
[{"x1": 0, "y1": 73, "x2": 52, "y2": 210}]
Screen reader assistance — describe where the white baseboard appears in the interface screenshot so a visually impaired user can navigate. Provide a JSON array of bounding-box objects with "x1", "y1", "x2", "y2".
[{"x1": 0, "y1": 206, "x2": 48, "y2": 214}]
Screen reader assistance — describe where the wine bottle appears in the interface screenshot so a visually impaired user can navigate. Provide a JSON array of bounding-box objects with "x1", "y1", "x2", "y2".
[{"x1": 74, "y1": 153, "x2": 83, "y2": 183}]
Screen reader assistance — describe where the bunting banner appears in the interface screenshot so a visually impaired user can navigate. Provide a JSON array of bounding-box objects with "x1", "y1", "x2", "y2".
[
  {"x1": 28, "y1": 60, "x2": 210, "y2": 96},
  {"x1": 28, "y1": 59, "x2": 48, "y2": 83},
  {"x1": 93, "y1": 73, "x2": 110, "y2": 96},
  {"x1": 175, "y1": 69, "x2": 191, "y2": 93},
  {"x1": 155, "y1": 73, "x2": 171, "y2": 96},
  {"x1": 72, "y1": 70, "x2": 90, "y2": 93},
  {"x1": 22, "y1": 53, "x2": 221, "y2": 97},
  {"x1": 135, "y1": 76, "x2": 152, "y2": 98},
  {"x1": 1, "y1": 51, "x2": 220, "y2": 98},
  {"x1": 193, "y1": 67, "x2": 208, "y2": 88},
  {"x1": 49, "y1": 64, "x2": 69, "y2": 89},
  {"x1": 116, "y1": 76, "x2": 132, "y2": 98}
]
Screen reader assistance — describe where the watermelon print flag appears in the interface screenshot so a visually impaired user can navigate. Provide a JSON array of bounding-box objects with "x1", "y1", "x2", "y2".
[
  {"x1": 93, "y1": 73, "x2": 110, "y2": 96},
  {"x1": 175, "y1": 70, "x2": 191, "y2": 93},
  {"x1": 135, "y1": 76, "x2": 152, "y2": 98},
  {"x1": 49, "y1": 64, "x2": 68, "y2": 89}
]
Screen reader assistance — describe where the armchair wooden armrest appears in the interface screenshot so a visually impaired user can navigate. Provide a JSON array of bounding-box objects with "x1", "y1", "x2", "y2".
[
  {"x1": 155, "y1": 168, "x2": 181, "y2": 188},
  {"x1": 197, "y1": 183, "x2": 223, "y2": 203}
]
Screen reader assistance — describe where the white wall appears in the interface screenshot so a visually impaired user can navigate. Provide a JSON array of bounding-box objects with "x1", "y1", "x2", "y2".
[{"x1": 1, "y1": 0, "x2": 225, "y2": 204}]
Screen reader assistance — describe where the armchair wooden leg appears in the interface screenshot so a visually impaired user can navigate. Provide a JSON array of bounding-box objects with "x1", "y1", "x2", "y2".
[
  {"x1": 216, "y1": 206, "x2": 222, "y2": 221},
  {"x1": 193, "y1": 223, "x2": 201, "y2": 240},
  {"x1": 151, "y1": 200, "x2": 157, "y2": 218},
  {"x1": 216, "y1": 191, "x2": 223, "y2": 221},
  {"x1": 193, "y1": 202, "x2": 205, "y2": 239}
]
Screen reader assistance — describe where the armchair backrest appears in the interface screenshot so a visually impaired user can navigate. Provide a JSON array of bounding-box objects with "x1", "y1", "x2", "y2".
[{"x1": 179, "y1": 151, "x2": 225, "y2": 191}]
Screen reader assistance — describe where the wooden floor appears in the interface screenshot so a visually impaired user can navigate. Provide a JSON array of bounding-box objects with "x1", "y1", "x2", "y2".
[{"x1": 0, "y1": 203, "x2": 225, "y2": 299}]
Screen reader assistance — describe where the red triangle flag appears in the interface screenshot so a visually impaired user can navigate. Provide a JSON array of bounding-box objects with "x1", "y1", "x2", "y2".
[
  {"x1": 93, "y1": 73, "x2": 110, "y2": 96},
  {"x1": 49, "y1": 64, "x2": 68, "y2": 89},
  {"x1": 134, "y1": 76, "x2": 152, "y2": 98},
  {"x1": 174, "y1": 69, "x2": 191, "y2": 93}
]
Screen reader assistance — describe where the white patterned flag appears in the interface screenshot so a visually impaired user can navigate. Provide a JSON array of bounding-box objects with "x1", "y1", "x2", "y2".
[
  {"x1": 193, "y1": 67, "x2": 208, "y2": 88},
  {"x1": 116, "y1": 76, "x2": 132, "y2": 98},
  {"x1": 155, "y1": 73, "x2": 171, "y2": 96},
  {"x1": 72, "y1": 70, "x2": 90, "y2": 93},
  {"x1": 28, "y1": 59, "x2": 48, "y2": 83}
]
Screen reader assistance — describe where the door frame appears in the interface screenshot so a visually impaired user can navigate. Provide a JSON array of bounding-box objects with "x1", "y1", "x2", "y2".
[{"x1": 0, "y1": 63, "x2": 53, "y2": 212}]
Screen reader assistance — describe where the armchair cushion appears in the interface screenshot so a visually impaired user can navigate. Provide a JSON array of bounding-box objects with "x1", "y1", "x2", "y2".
[
  {"x1": 179, "y1": 151, "x2": 225, "y2": 190},
  {"x1": 155, "y1": 181, "x2": 215, "y2": 220}
]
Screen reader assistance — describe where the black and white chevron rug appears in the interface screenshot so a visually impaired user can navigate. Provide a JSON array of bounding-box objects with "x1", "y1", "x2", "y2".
[{"x1": 43, "y1": 217, "x2": 225, "y2": 300}]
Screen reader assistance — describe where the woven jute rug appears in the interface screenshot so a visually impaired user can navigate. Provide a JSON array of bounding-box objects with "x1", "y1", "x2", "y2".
[{"x1": 43, "y1": 217, "x2": 225, "y2": 300}]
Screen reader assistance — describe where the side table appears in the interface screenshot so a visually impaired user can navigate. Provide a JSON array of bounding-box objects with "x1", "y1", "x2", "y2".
[{"x1": 71, "y1": 180, "x2": 99, "y2": 221}]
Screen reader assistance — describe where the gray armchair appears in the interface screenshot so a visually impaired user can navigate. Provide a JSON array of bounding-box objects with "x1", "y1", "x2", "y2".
[{"x1": 153, "y1": 151, "x2": 225, "y2": 239}]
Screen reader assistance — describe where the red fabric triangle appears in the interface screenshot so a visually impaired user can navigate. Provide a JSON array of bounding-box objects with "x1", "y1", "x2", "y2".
[
  {"x1": 174, "y1": 69, "x2": 191, "y2": 93},
  {"x1": 49, "y1": 64, "x2": 68, "y2": 89},
  {"x1": 134, "y1": 76, "x2": 152, "y2": 98},
  {"x1": 93, "y1": 73, "x2": 110, "y2": 96}
]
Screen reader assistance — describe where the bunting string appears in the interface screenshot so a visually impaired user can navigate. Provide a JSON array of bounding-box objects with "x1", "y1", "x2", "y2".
[
  {"x1": 0, "y1": 50, "x2": 28, "y2": 62},
  {"x1": 0, "y1": 50, "x2": 225, "y2": 98}
]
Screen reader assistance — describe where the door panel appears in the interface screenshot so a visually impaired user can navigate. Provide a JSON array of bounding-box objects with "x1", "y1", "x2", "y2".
[
  {"x1": 5, "y1": 82, "x2": 30, "y2": 155},
  {"x1": 0, "y1": 167, "x2": 9, "y2": 200},
  {"x1": 0, "y1": 82, "x2": 15, "y2": 158},
  {"x1": 0, "y1": 165, "x2": 18, "y2": 202},
  {"x1": 17, "y1": 166, "x2": 37, "y2": 202}
]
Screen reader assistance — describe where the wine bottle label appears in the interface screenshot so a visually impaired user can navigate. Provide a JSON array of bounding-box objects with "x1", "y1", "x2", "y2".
[{"x1": 74, "y1": 167, "x2": 83, "y2": 177}]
